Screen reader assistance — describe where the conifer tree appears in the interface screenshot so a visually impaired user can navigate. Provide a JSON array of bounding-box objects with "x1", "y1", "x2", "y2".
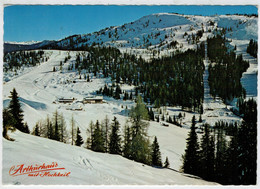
[
  {"x1": 109, "y1": 117, "x2": 121, "y2": 154},
  {"x1": 53, "y1": 110, "x2": 60, "y2": 141},
  {"x1": 164, "y1": 156, "x2": 170, "y2": 168},
  {"x1": 149, "y1": 108, "x2": 154, "y2": 121},
  {"x1": 114, "y1": 84, "x2": 121, "y2": 99},
  {"x1": 3, "y1": 108, "x2": 16, "y2": 140},
  {"x1": 32, "y1": 123, "x2": 40, "y2": 136},
  {"x1": 123, "y1": 92, "x2": 129, "y2": 100},
  {"x1": 226, "y1": 124, "x2": 239, "y2": 184},
  {"x1": 173, "y1": 115, "x2": 177, "y2": 124},
  {"x1": 237, "y1": 121, "x2": 256, "y2": 184},
  {"x1": 23, "y1": 122, "x2": 30, "y2": 134},
  {"x1": 151, "y1": 136, "x2": 162, "y2": 167},
  {"x1": 129, "y1": 95, "x2": 151, "y2": 164},
  {"x1": 92, "y1": 120, "x2": 105, "y2": 152},
  {"x1": 131, "y1": 133, "x2": 151, "y2": 164},
  {"x1": 102, "y1": 116, "x2": 110, "y2": 152},
  {"x1": 86, "y1": 120, "x2": 94, "y2": 149},
  {"x1": 236, "y1": 99, "x2": 257, "y2": 184},
  {"x1": 154, "y1": 99, "x2": 161, "y2": 108},
  {"x1": 130, "y1": 95, "x2": 149, "y2": 137},
  {"x1": 59, "y1": 113, "x2": 68, "y2": 143},
  {"x1": 215, "y1": 125, "x2": 228, "y2": 183},
  {"x1": 8, "y1": 88, "x2": 24, "y2": 132},
  {"x1": 46, "y1": 115, "x2": 53, "y2": 139},
  {"x1": 130, "y1": 92, "x2": 133, "y2": 100},
  {"x1": 123, "y1": 123, "x2": 132, "y2": 159},
  {"x1": 168, "y1": 116, "x2": 173, "y2": 124},
  {"x1": 39, "y1": 111, "x2": 68, "y2": 143},
  {"x1": 199, "y1": 114, "x2": 202, "y2": 122},
  {"x1": 75, "y1": 127, "x2": 84, "y2": 146},
  {"x1": 70, "y1": 115, "x2": 77, "y2": 145},
  {"x1": 198, "y1": 124, "x2": 215, "y2": 180},
  {"x1": 182, "y1": 115, "x2": 199, "y2": 175}
]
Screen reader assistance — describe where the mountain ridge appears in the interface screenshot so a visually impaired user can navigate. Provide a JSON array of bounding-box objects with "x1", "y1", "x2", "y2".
[{"x1": 4, "y1": 13, "x2": 257, "y2": 53}]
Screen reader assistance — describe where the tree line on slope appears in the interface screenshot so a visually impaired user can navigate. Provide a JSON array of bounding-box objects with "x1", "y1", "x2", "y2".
[
  {"x1": 3, "y1": 90, "x2": 169, "y2": 169},
  {"x1": 207, "y1": 34, "x2": 249, "y2": 103},
  {"x1": 246, "y1": 39, "x2": 257, "y2": 58},
  {"x1": 41, "y1": 20, "x2": 180, "y2": 50},
  {"x1": 84, "y1": 96, "x2": 169, "y2": 167},
  {"x1": 71, "y1": 43, "x2": 205, "y2": 112},
  {"x1": 182, "y1": 98, "x2": 257, "y2": 185},
  {"x1": 3, "y1": 50, "x2": 49, "y2": 73},
  {"x1": 44, "y1": 41, "x2": 206, "y2": 111}
]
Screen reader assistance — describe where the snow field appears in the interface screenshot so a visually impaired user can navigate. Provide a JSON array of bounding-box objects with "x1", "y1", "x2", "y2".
[{"x1": 3, "y1": 130, "x2": 219, "y2": 185}]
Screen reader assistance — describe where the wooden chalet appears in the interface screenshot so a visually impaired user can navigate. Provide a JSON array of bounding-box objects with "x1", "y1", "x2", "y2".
[
  {"x1": 58, "y1": 98, "x2": 75, "y2": 104},
  {"x1": 83, "y1": 96, "x2": 103, "y2": 104}
]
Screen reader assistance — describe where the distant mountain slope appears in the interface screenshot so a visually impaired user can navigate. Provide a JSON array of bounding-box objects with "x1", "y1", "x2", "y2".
[
  {"x1": 4, "y1": 40, "x2": 55, "y2": 53},
  {"x1": 55, "y1": 13, "x2": 193, "y2": 49}
]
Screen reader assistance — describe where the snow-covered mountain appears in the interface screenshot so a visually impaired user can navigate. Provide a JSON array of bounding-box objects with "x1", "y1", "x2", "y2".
[
  {"x1": 4, "y1": 40, "x2": 55, "y2": 53},
  {"x1": 5, "y1": 41, "x2": 41, "y2": 45},
  {"x1": 55, "y1": 13, "x2": 257, "y2": 51},
  {"x1": 5, "y1": 13, "x2": 257, "y2": 53},
  {"x1": 2, "y1": 12, "x2": 257, "y2": 185},
  {"x1": 215, "y1": 15, "x2": 257, "y2": 40}
]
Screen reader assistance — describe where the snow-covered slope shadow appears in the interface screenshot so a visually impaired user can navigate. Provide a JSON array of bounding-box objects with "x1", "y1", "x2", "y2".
[
  {"x1": 18, "y1": 97, "x2": 47, "y2": 110},
  {"x1": 3, "y1": 98, "x2": 46, "y2": 110}
]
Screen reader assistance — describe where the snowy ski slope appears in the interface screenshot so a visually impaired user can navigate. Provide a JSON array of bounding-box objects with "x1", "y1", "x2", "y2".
[{"x1": 2, "y1": 13, "x2": 257, "y2": 185}]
